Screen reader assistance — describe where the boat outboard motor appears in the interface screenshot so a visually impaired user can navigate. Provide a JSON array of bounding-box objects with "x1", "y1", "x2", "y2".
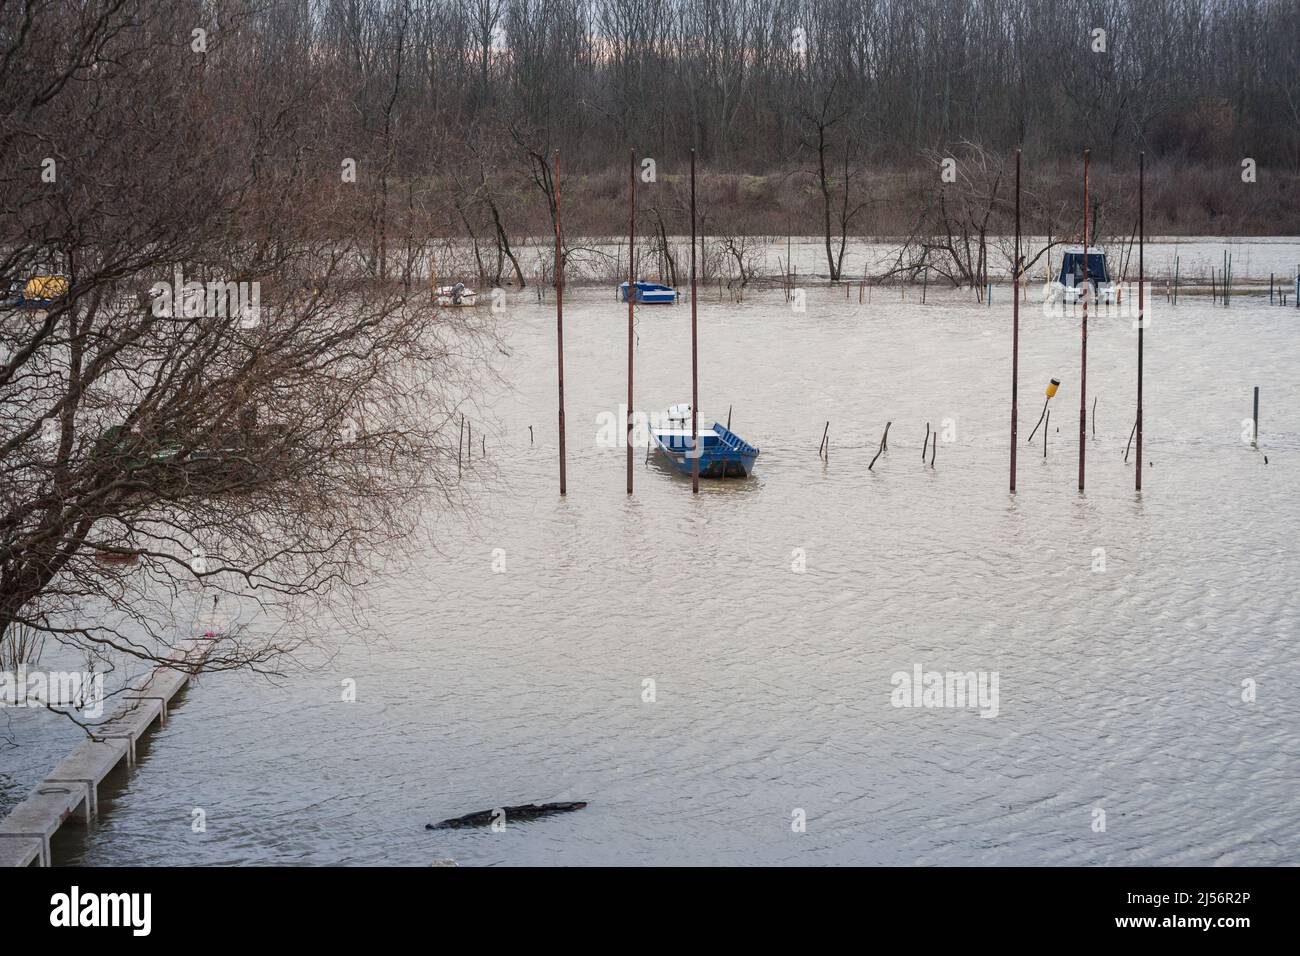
[{"x1": 451, "y1": 282, "x2": 465, "y2": 304}]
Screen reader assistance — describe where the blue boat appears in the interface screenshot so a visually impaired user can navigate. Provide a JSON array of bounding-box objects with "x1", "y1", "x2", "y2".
[
  {"x1": 1048, "y1": 249, "x2": 1116, "y2": 304},
  {"x1": 650, "y1": 404, "x2": 759, "y2": 478},
  {"x1": 619, "y1": 280, "x2": 676, "y2": 304}
]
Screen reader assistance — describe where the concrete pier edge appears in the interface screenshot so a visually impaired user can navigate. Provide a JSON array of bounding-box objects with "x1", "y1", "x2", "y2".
[{"x1": 0, "y1": 637, "x2": 214, "y2": 866}]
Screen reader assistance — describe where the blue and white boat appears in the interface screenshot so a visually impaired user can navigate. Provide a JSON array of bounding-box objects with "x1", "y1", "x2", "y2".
[
  {"x1": 650, "y1": 404, "x2": 759, "y2": 478},
  {"x1": 619, "y1": 280, "x2": 676, "y2": 304}
]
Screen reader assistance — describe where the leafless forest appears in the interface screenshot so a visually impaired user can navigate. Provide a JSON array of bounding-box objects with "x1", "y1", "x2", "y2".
[{"x1": 10, "y1": 2, "x2": 1299, "y2": 244}]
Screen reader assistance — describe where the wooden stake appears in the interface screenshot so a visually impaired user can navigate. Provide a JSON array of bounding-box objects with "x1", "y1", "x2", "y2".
[
  {"x1": 868, "y1": 422, "x2": 891, "y2": 470},
  {"x1": 1028, "y1": 396, "x2": 1050, "y2": 444},
  {"x1": 818, "y1": 421, "x2": 829, "y2": 458}
]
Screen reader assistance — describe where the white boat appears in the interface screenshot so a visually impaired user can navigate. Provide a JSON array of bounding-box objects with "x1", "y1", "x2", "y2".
[
  {"x1": 1047, "y1": 249, "x2": 1116, "y2": 305},
  {"x1": 435, "y1": 283, "x2": 478, "y2": 307}
]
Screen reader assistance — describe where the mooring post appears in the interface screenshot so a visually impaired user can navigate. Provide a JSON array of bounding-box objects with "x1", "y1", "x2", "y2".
[
  {"x1": 1079, "y1": 148, "x2": 1089, "y2": 492},
  {"x1": 627, "y1": 148, "x2": 635, "y2": 495},
  {"x1": 1010, "y1": 149, "x2": 1021, "y2": 493},
  {"x1": 690, "y1": 149, "x2": 699, "y2": 494},
  {"x1": 1253, "y1": 386, "x2": 1259, "y2": 448},
  {"x1": 554, "y1": 149, "x2": 567, "y2": 495},
  {"x1": 1137, "y1": 151, "x2": 1144, "y2": 492}
]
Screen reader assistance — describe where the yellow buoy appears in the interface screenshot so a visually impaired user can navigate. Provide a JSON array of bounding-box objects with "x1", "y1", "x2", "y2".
[{"x1": 1028, "y1": 379, "x2": 1060, "y2": 444}]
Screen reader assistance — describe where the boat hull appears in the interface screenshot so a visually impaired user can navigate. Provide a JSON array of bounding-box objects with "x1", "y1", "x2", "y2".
[
  {"x1": 651, "y1": 423, "x2": 759, "y2": 478},
  {"x1": 1047, "y1": 281, "x2": 1117, "y2": 305},
  {"x1": 619, "y1": 281, "x2": 676, "y2": 305},
  {"x1": 435, "y1": 285, "x2": 478, "y2": 307}
]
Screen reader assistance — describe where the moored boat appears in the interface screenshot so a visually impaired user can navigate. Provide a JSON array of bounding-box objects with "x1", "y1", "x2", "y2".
[
  {"x1": 619, "y1": 280, "x2": 676, "y2": 304},
  {"x1": 436, "y1": 282, "x2": 478, "y2": 306},
  {"x1": 650, "y1": 404, "x2": 759, "y2": 478},
  {"x1": 2, "y1": 273, "x2": 69, "y2": 309},
  {"x1": 1047, "y1": 249, "x2": 1116, "y2": 304}
]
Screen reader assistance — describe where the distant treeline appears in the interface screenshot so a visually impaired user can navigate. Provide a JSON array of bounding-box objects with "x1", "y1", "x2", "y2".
[
  {"x1": 3, "y1": 0, "x2": 1296, "y2": 289},
  {"x1": 290, "y1": 0, "x2": 1296, "y2": 170}
]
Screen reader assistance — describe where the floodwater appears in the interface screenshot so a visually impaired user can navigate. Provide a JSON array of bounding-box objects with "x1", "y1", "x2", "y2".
[{"x1": 4, "y1": 238, "x2": 1300, "y2": 866}]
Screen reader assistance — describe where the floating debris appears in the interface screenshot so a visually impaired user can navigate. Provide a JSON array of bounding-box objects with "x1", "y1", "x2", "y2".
[{"x1": 426, "y1": 801, "x2": 588, "y2": 829}]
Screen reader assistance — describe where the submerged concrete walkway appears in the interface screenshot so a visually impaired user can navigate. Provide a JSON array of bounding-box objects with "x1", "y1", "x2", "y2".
[{"x1": 0, "y1": 638, "x2": 211, "y2": 866}]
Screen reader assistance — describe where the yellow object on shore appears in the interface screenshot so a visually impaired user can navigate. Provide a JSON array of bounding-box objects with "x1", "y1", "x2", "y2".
[
  {"x1": 1045, "y1": 378, "x2": 1060, "y2": 399},
  {"x1": 25, "y1": 274, "x2": 69, "y2": 300}
]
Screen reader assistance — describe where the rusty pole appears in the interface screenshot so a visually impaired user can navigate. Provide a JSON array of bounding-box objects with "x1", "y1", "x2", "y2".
[
  {"x1": 627, "y1": 149, "x2": 636, "y2": 495},
  {"x1": 1136, "y1": 151, "x2": 1144, "y2": 492},
  {"x1": 1011, "y1": 149, "x2": 1021, "y2": 493},
  {"x1": 690, "y1": 149, "x2": 700, "y2": 493},
  {"x1": 1079, "y1": 148, "x2": 1090, "y2": 492},
  {"x1": 555, "y1": 150, "x2": 567, "y2": 496}
]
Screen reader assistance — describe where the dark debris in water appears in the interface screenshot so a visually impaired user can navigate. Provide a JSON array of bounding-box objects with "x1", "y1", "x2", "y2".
[{"x1": 426, "y1": 801, "x2": 588, "y2": 829}]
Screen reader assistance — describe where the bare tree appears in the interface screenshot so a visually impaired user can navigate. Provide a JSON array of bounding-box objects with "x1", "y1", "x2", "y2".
[{"x1": 1, "y1": 0, "x2": 489, "y2": 683}]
